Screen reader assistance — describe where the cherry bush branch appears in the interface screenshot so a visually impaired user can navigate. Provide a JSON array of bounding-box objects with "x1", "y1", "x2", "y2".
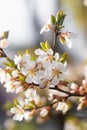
[{"x1": 0, "y1": 10, "x2": 87, "y2": 122}]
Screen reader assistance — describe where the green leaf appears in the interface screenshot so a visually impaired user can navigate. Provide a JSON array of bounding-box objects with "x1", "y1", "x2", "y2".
[
  {"x1": 56, "y1": 10, "x2": 63, "y2": 22},
  {"x1": 51, "y1": 15, "x2": 56, "y2": 25},
  {"x1": 24, "y1": 101, "x2": 35, "y2": 109},
  {"x1": 4, "y1": 58, "x2": 16, "y2": 68},
  {"x1": 40, "y1": 41, "x2": 50, "y2": 51},
  {"x1": 4, "y1": 59, "x2": 16, "y2": 68},
  {"x1": 18, "y1": 74, "x2": 25, "y2": 82},
  {"x1": 58, "y1": 14, "x2": 66, "y2": 26},
  {"x1": 13, "y1": 98, "x2": 19, "y2": 106},
  {"x1": 3, "y1": 101, "x2": 14, "y2": 110},
  {"x1": 56, "y1": 10, "x2": 66, "y2": 26},
  {"x1": 59, "y1": 52, "x2": 68, "y2": 63},
  {"x1": 3, "y1": 31, "x2": 9, "y2": 39}
]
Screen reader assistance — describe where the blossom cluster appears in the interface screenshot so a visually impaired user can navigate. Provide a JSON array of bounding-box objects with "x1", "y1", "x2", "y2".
[
  {"x1": 0, "y1": 10, "x2": 87, "y2": 122},
  {"x1": 0, "y1": 40, "x2": 68, "y2": 121}
]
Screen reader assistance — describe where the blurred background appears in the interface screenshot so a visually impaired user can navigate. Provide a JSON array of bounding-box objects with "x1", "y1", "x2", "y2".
[{"x1": 0, "y1": 0, "x2": 87, "y2": 130}]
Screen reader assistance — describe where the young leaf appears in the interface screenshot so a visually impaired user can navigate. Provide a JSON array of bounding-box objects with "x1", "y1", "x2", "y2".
[
  {"x1": 59, "y1": 52, "x2": 68, "y2": 63},
  {"x1": 40, "y1": 41, "x2": 50, "y2": 51},
  {"x1": 13, "y1": 98, "x2": 19, "y2": 106},
  {"x1": 24, "y1": 101, "x2": 35, "y2": 109},
  {"x1": 58, "y1": 14, "x2": 66, "y2": 26},
  {"x1": 4, "y1": 58, "x2": 16, "y2": 68},
  {"x1": 18, "y1": 74, "x2": 25, "y2": 82},
  {"x1": 51, "y1": 15, "x2": 56, "y2": 25},
  {"x1": 56, "y1": 10, "x2": 64, "y2": 22},
  {"x1": 3, "y1": 31, "x2": 9, "y2": 39}
]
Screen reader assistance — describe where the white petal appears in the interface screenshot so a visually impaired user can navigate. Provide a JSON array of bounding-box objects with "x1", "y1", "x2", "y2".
[
  {"x1": 24, "y1": 112, "x2": 33, "y2": 121},
  {"x1": 58, "y1": 63, "x2": 65, "y2": 72},
  {"x1": 21, "y1": 67, "x2": 28, "y2": 75},
  {"x1": 54, "y1": 53, "x2": 59, "y2": 60},
  {"x1": 36, "y1": 70, "x2": 44, "y2": 78},
  {"x1": 13, "y1": 114, "x2": 23, "y2": 121},
  {"x1": 25, "y1": 61, "x2": 36, "y2": 70},
  {"x1": 40, "y1": 25, "x2": 49, "y2": 34},
  {"x1": 66, "y1": 37, "x2": 72, "y2": 48},
  {"x1": 51, "y1": 60, "x2": 58, "y2": 68},
  {"x1": 12, "y1": 70, "x2": 18, "y2": 78},
  {"x1": 56, "y1": 102, "x2": 68, "y2": 114},
  {"x1": 70, "y1": 82, "x2": 78, "y2": 90},
  {"x1": 10, "y1": 107, "x2": 17, "y2": 114},
  {"x1": 23, "y1": 54, "x2": 30, "y2": 60},
  {"x1": 33, "y1": 76, "x2": 39, "y2": 84},
  {"x1": 52, "y1": 77, "x2": 59, "y2": 85},
  {"x1": 26, "y1": 75, "x2": 33, "y2": 84},
  {"x1": 43, "y1": 60, "x2": 51, "y2": 68},
  {"x1": 35, "y1": 49, "x2": 45, "y2": 55},
  {"x1": 47, "y1": 49, "x2": 53, "y2": 55},
  {"x1": 59, "y1": 74, "x2": 65, "y2": 80},
  {"x1": 40, "y1": 108, "x2": 48, "y2": 117},
  {"x1": 25, "y1": 88, "x2": 36, "y2": 99}
]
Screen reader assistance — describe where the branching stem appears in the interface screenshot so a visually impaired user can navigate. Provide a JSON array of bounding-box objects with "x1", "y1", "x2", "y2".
[{"x1": 53, "y1": 32, "x2": 57, "y2": 54}]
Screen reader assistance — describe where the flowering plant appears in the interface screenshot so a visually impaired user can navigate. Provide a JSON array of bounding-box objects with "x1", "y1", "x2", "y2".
[{"x1": 0, "y1": 10, "x2": 87, "y2": 122}]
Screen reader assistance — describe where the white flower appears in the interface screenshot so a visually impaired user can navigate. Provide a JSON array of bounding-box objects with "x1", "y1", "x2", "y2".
[
  {"x1": 70, "y1": 82, "x2": 78, "y2": 90},
  {"x1": 44, "y1": 61, "x2": 66, "y2": 86},
  {"x1": 14, "y1": 55, "x2": 22, "y2": 70},
  {"x1": 24, "y1": 88, "x2": 36, "y2": 100},
  {"x1": 24, "y1": 111, "x2": 33, "y2": 121},
  {"x1": 60, "y1": 32, "x2": 73, "y2": 48},
  {"x1": 56, "y1": 102, "x2": 68, "y2": 114},
  {"x1": 4, "y1": 81, "x2": 15, "y2": 93},
  {"x1": 40, "y1": 108, "x2": 48, "y2": 117},
  {"x1": 3, "y1": 73, "x2": 16, "y2": 93},
  {"x1": 25, "y1": 69, "x2": 37, "y2": 84},
  {"x1": 12, "y1": 70, "x2": 19, "y2": 78},
  {"x1": 39, "y1": 79, "x2": 51, "y2": 88},
  {"x1": 10, "y1": 105, "x2": 33, "y2": 121},
  {"x1": 83, "y1": 0, "x2": 87, "y2": 6},
  {"x1": 10, "y1": 105, "x2": 24, "y2": 121},
  {"x1": 40, "y1": 17, "x2": 53, "y2": 34},
  {"x1": 14, "y1": 54, "x2": 35, "y2": 71},
  {"x1": 35, "y1": 48, "x2": 59, "y2": 62},
  {"x1": 13, "y1": 81, "x2": 23, "y2": 93},
  {"x1": 0, "y1": 38, "x2": 8, "y2": 48},
  {"x1": 3, "y1": 72, "x2": 23, "y2": 93}
]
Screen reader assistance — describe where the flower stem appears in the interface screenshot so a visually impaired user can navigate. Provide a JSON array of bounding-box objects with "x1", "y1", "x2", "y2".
[{"x1": 53, "y1": 32, "x2": 57, "y2": 54}]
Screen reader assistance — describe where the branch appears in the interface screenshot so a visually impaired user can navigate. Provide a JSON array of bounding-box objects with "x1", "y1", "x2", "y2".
[
  {"x1": 25, "y1": 101, "x2": 57, "y2": 111},
  {"x1": 49, "y1": 85, "x2": 84, "y2": 97},
  {"x1": 53, "y1": 32, "x2": 57, "y2": 54},
  {"x1": 29, "y1": 83, "x2": 84, "y2": 97}
]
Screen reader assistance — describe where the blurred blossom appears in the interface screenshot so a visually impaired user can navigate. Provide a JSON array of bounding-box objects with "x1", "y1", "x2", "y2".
[
  {"x1": 4, "y1": 119, "x2": 15, "y2": 130},
  {"x1": 40, "y1": 108, "x2": 48, "y2": 117},
  {"x1": 83, "y1": 0, "x2": 87, "y2": 6},
  {"x1": 0, "y1": 39, "x2": 8, "y2": 48}
]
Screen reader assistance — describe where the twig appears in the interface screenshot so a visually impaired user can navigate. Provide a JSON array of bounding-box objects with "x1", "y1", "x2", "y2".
[
  {"x1": 49, "y1": 85, "x2": 84, "y2": 97},
  {"x1": 25, "y1": 101, "x2": 58, "y2": 111}
]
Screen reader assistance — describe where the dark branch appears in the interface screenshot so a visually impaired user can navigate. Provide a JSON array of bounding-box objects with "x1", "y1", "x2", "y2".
[
  {"x1": 49, "y1": 85, "x2": 84, "y2": 97},
  {"x1": 25, "y1": 101, "x2": 57, "y2": 111},
  {"x1": 29, "y1": 83, "x2": 84, "y2": 97}
]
